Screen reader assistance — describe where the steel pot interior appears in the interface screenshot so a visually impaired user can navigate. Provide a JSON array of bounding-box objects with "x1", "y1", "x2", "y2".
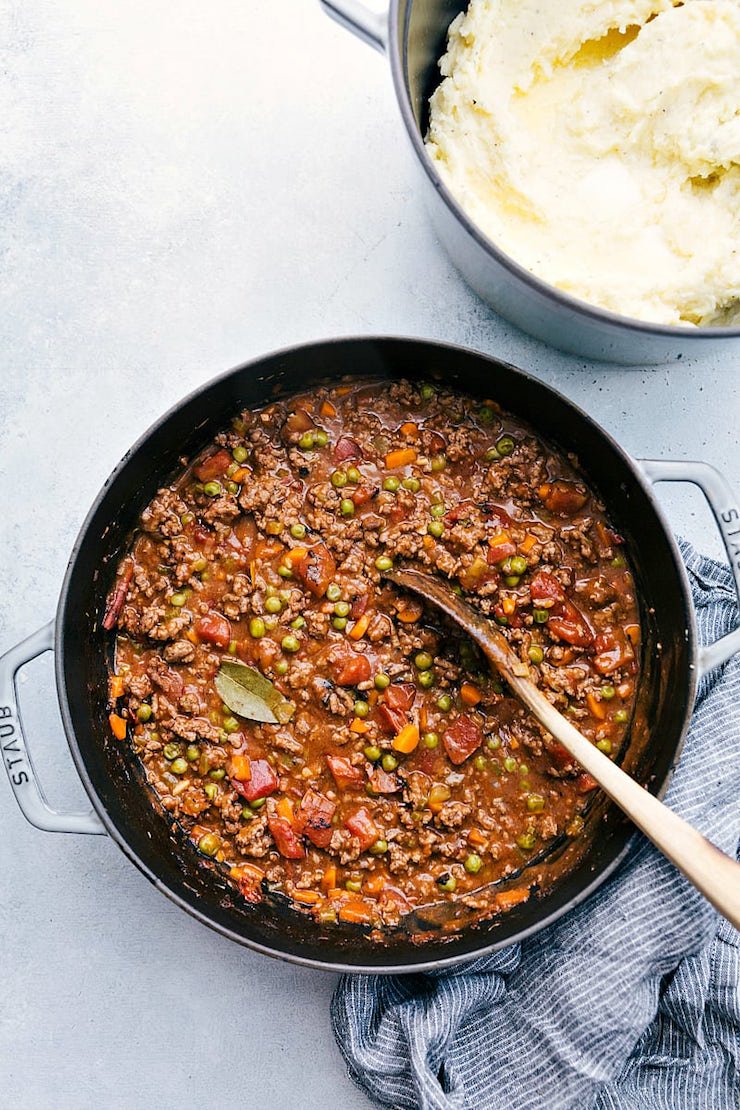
[{"x1": 57, "y1": 338, "x2": 695, "y2": 972}]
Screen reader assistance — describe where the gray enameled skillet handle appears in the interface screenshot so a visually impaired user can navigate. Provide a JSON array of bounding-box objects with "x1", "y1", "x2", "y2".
[
  {"x1": 318, "y1": 0, "x2": 388, "y2": 53},
  {"x1": 640, "y1": 459, "x2": 740, "y2": 676},
  {"x1": 0, "y1": 622, "x2": 105, "y2": 834}
]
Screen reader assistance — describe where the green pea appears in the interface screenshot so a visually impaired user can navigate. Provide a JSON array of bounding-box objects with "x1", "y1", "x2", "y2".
[
  {"x1": 427, "y1": 521, "x2": 444, "y2": 538},
  {"x1": 163, "y1": 743, "x2": 180, "y2": 761},
  {"x1": 478, "y1": 406, "x2": 495, "y2": 424},
  {"x1": 437, "y1": 873, "x2": 456, "y2": 892},
  {"x1": 615, "y1": 709, "x2": 629, "y2": 724},
  {"x1": 291, "y1": 616, "x2": 305, "y2": 630},
  {"x1": 510, "y1": 556, "x2": 528, "y2": 575},
  {"x1": 430, "y1": 454, "x2": 447, "y2": 473},
  {"x1": 474, "y1": 754, "x2": 487, "y2": 771},
  {"x1": 137, "y1": 703, "x2": 152, "y2": 723},
  {"x1": 369, "y1": 839, "x2": 388, "y2": 856},
  {"x1": 325, "y1": 583, "x2": 341, "y2": 601},
  {"x1": 420, "y1": 383, "x2": 435, "y2": 401},
  {"x1": 334, "y1": 601, "x2": 350, "y2": 617},
  {"x1": 275, "y1": 659, "x2": 289, "y2": 675},
  {"x1": 209, "y1": 768, "x2": 226, "y2": 781},
  {"x1": 517, "y1": 831, "x2": 536, "y2": 851},
  {"x1": 204, "y1": 782, "x2": 218, "y2": 801},
  {"x1": 414, "y1": 651, "x2": 433, "y2": 671},
  {"x1": 486, "y1": 736, "x2": 501, "y2": 751},
  {"x1": 596, "y1": 738, "x2": 613, "y2": 754},
  {"x1": 186, "y1": 744, "x2": 200, "y2": 762},
  {"x1": 222, "y1": 717, "x2": 240, "y2": 734},
  {"x1": 403, "y1": 477, "x2": 421, "y2": 492},
  {"x1": 437, "y1": 694, "x2": 452, "y2": 712},
  {"x1": 228, "y1": 639, "x2": 237, "y2": 654},
  {"x1": 363, "y1": 745, "x2": 381, "y2": 762},
  {"x1": 277, "y1": 564, "x2": 293, "y2": 578},
  {"x1": 464, "y1": 853, "x2": 483, "y2": 874},
  {"x1": 504, "y1": 575, "x2": 521, "y2": 587},
  {"x1": 170, "y1": 758, "x2": 188, "y2": 775},
  {"x1": 381, "y1": 753, "x2": 398, "y2": 772},
  {"x1": 314, "y1": 430, "x2": 329, "y2": 447},
  {"x1": 247, "y1": 617, "x2": 264, "y2": 639},
  {"x1": 191, "y1": 556, "x2": 208, "y2": 573},
  {"x1": 281, "y1": 634, "x2": 300, "y2": 653},
  {"x1": 418, "y1": 670, "x2": 435, "y2": 689},
  {"x1": 423, "y1": 731, "x2": 439, "y2": 749},
  {"x1": 375, "y1": 555, "x2": 393, "y2": 572},
  {"x1": 298, "y1": 432, "x2": 315, "y2": 450},
  {"x1": 331, "y1": 470, "x2": 347, "y2": 488},
  {"x1": 611, "y1": 554, "x2": 626, "y2": 568},
  {"x1": 503, "y1": 756, "x2": 517, "y2": 773},
  {"x1": 340, "y1": 498, "x2": 355, "y2": 517},
  {"x1": 198, "y1": 832, "x2": 221, "y2": 857},
  {"x1": 290, "y1": 523, "x2": 306, "y2": 539},
  {"x1": 265, "y1": 595, "x2": 283, "y2": 614},
  {"x1": 225, "y1": 481, "x2": 239, "y2": 495},
  {"x1": 527, "y1": 793, "x2": 545, "y2": 812},
  {"x1": 601, "y1": 685, "x2": 616, "y2": 700},
  {"x1": 241, "y1": 805, "x2": 255, "y2": 820},
  {"x1": 248, "y1": 797, "x2": 265, "y2": 810},
  {"x1": 345, "y1": 465, "x2": 361, "y2": 484},
  {"x1": 170, "y1": 593, "x2": 187, "y2": 607},
  {"x1": 332, "y1": 617, "x2": 348, "y2": 631},
  {"x1": 345, "y1": 879, "x2": 362, "y2": 893},
  {"x1": 527, "y1": 645, "x2": 544, "y2": 665},
  {"x1": 485, "y1": 446, "x2": 500, "y2": 462},
  {"x1": 533, "y1": 608, "x2": 550, "y2": 624},
  {"x1": 374, "y1": 673, "x2": 390, "y2": 690},
  {"x1": 232, "y1": 445, "x2": 248, "y2": 463},
  {"x1": 496, "y1": 435, "x2": 515, "y2": 456},
  {"x1": 353, "y1": 700, "x2": 369, "y2": 719},
  {"x1": 203, "y1": 481, "x2": 222, "y2": 497},
  {"x1": 383, "y1": 477, "x2": 400, "y2": 493}
]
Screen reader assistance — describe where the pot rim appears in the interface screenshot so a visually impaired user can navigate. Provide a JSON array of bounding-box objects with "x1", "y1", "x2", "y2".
[
  {"x1": 54, "y1": 335, "x2": 699, "y2": 974},
  {"x1": 386, "y1": 4, "x2": 740, "y2": 344}
]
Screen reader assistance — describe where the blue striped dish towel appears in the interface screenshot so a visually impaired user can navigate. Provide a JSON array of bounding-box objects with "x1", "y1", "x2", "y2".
[{"x1": 332, "y1": 543, "x2": 740, "y2": 1109}]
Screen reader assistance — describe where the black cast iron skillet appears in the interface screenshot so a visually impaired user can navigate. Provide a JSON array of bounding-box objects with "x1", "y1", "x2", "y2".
[{"x1": 2, "y1": 338, "x2": 740, "y2": 973}]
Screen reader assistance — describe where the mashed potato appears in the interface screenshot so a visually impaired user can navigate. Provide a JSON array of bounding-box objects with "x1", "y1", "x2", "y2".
[{"x1": 426, "y1": 0, "x2": 740, "y2": 325}]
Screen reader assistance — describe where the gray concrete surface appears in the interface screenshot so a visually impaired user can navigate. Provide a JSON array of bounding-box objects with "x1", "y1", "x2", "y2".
[{"x1": 0, "y1": 2, "x2": 738, "y2": 1107}]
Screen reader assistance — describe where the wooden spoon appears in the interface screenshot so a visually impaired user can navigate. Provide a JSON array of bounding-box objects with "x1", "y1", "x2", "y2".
[{"x1": 388, "y1": 567, "x2": 740, "y2": 930}]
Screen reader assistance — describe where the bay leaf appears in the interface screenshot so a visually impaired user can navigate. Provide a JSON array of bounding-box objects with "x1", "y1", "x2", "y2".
[{"x1": 215, "y1": 659, "x2": 295, "y2": 725}]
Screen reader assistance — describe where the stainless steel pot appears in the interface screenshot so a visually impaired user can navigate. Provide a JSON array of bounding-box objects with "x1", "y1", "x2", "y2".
[
  {"x1": 319, "y1": 1, "x2": 740, "y2": 365},
  {"x1": 2, "y1": 337, "x2": 740, "y2": 972}
]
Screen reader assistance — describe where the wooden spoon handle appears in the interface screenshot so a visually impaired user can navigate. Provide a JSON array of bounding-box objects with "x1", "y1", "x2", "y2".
[{"x1": 389, "y1": 569, "x2": 740, "y2": 929}]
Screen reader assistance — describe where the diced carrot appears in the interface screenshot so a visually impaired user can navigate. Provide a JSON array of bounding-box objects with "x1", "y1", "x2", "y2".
[
  {"x1": 186, "y1": 628, "x2": 199, "y2": 645},
  {"x1": 502, "y1": 597, "x2": 516, "y2": 616},
  {"x1": 422, "y1": 534, "x2": 434, "y2": 549},
  {"x1": 276, "y1": 796, "x2": 295, "y2": 823},
  {"x1": 538, "y1": 484, "x2": 551, "y2": 499},
  {"x1": 400, "y1": 422, "x2": 418, "y2": 437},
  {"x1": 321, "y1": 865, "x2": 337, "y2": 892},
  {"x1": 488, "y1": 530, "x2": 512, "y2": 547},
  {"x1": 393, "y1": 722, "x2": 420, "y2": 753},
  {"x1": 108, "y1": 713, "x2": 127, "y2": 740},
  {"x1": 460, "y1": 683, "x2": 482, "y2": 706},
  {"x1": 496, "y1": 888, "x2": 530, "y2": 910},
  {"x1": 508, "y1": 736, "x2": 519, "y2": 750},
  {"x1": 350, "y1": 717, "x2": 370, "y2": 734},
  {"x1": 519, "y1": 534, "x2": 537, "y2": 554},
  {"x1": 229, "y1": 753, "x2": 252, "y2": 781},
  {"x1": 397, "y1": 598, "x2": 423, "y2": 623},
  {"x1": 364, "y1": 874, "x2": 385, "y2": 897},
  {"x1": 249, "y1": 560, "x2": 257, "y2": 585},
  {"x1": 230, "y1": 863, "x2": 264, "y2": 883},
  {"x1": 231, "y1": 467, "x2": 249, "y2": 483},
  {"x1": 109, "y1": 675, "x2": 124, "y2": 699},
  {"x1": 385, "y1": 447, "x2": 417, "y2": 469},
  {"x1": 285, "y1": 546, "x2": 308, "y2": 565},
  {"x1": 419, "y1": 704, "x2": 428, "y2": 733},
  {"x1": 586, "y1": 692, "x2": 607, "y2": 721},
  {"x1": 348, "y1": 612, "x2": 371, "y2": 640},
  {"x1": 338, "y1": 901, "x2": 375, "y2": 924},
  {"x1": 320, "y1": 400, "x2": 337, "y2": 418},
  {"x1": 336, "y1": 385, "x2": 352, "y2": 396},
  {"x1": 468, "y1": 828, "x2": 487, "y2": 847},
  {"x1": 292, "y1": 889, "x2": 321, "y2": 905},
  {"x1": 625, "y1": 624, "x2": 641, "y2": 645}
]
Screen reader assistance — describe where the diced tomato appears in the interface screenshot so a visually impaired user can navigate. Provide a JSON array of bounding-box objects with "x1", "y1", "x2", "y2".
[
  {"x1": 334, "y1": 436, "x2": 362, "y2": 462},
  {"x1": 548, "y1": 599, "x2": 594, "y2": 648},
  {"x1": 148, "y1": 661, "x2": 184, "y2": 701},
  {"x1": 295, "y1": 789, "x2": 336, "y2": 848},
  {"x1": 333, "y1": 650, "x2": 372, "y2": 687},
  {"x1": 377, "y1": 683, "x2": 415, "y2": 735},
  {"x1": 234, "y1": 759, "x2": 278, "y2": 802},
  {"x1": 293, "y1": 543, "x2": 337, "y2": 598},
  {"x1": 191, "y1": 522, "x2": 215, "y2": 548},
  {"x1": 575, "y1": 773, "x2": 598, "y2": 794},
  {"x1": 539, "y1": 480, "x2": 589, "y2": 516},
  {"x1": 594, "y1": 629, "x2": 634, "y2": 675},
  {"x1": 367, "y1": 766, "x2": 401, "y2": 794},
  {"x1": 283, "y1": 409, "x2": 314, "y2": 437},
  {"x1": 445, "y1": 499, "x2": 476, "y2": 525},
  {"x1": 443, "y1": 715, "x2": 483, "y2": 765},
  {"x1": 494, "y1": 602, "x2": 523, "y2": 629},
  {"x1": 326, "y1": 754, "x2": 365, "y2": 791},
  {"x1": 194, "y1": 449, "x2": 232, "y2": 482},
  {"x1": 350, "y1": 486, "x2": 376, "y2": 508},
  {"x1": 267, "y1": 814, "x2": 305, "y2": 859},
  {"x1": 530, "y1": 571, "x2": 565, "y2": 606},
  {"x1": 345, "y1": 807, "x2": 379, "y2": 851},
  {"x1": 350, "y1": 593, "x2": 369, "y2": 619},
  {"x1": 487, "y1": 541, "x2": 517, "y2": 564},
  {"x1": 548, "y1": 743, "x2": 574, "y2": 769},
  {"x1": 194, "y1": 611, "x2": 231, "y2": 649},
  {"x1": 235, "y1": 870, "x2": 264, "y2": 904}
]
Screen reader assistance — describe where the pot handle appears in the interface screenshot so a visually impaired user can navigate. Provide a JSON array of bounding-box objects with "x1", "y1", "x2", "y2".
[
  {"x1": 0, "y1": 622, "x2": 106, "y2": 834},
  {"x1": 318, "y1": 0, "x2": 388, "y2": 53},
  {"x1": 640, "y1": 459, "x2": 740, "y2": 677}
]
